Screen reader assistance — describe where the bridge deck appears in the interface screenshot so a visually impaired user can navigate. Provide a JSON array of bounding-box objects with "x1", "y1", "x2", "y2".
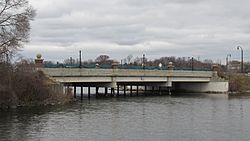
[
  {"x1": 40, "y1": 68, "x2": 214, "y2": 84},
  {"x1": 39, "y1": 68, "x2": 228, "y2": 94},
  {"x1": 40, "y1": 68, "x2": 213, "y2": 77}
]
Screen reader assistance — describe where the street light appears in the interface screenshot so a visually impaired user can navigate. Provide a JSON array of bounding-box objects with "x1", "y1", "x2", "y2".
[
  {"x1": 142, "y1": 54, "x2": 145, "y2": 70},
  {"x1": 237, "y1": 46, "x2": 243, "y2": 73},
  {"x1": 226, "y1": 54, "x2": 231, "y2": 72},
  {"x1": 191, "y1": 57, "x2": 194, "y2": 71},
  {"x1": 79, "y1": 50, "x2": 82, "y2": 68}
]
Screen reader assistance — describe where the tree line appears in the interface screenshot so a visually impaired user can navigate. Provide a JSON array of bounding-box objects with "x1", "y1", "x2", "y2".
[{"x1": 58, "y1": 54, "x2": 215, "y2": 70}]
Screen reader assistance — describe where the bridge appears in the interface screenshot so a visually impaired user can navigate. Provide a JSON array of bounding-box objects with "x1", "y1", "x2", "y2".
[{"x1": 39, "y1": 62, "x2": 228, "y2": 99}]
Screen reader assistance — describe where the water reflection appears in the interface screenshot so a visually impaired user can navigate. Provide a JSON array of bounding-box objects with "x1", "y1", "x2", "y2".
[{"x1": 1, "y1": 93, "x2": 250, "y2": 141}]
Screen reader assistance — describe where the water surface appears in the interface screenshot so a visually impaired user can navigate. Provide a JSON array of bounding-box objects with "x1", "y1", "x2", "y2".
[{"x1": 1, "y1": 93, "x2": 250, "y2": 141}]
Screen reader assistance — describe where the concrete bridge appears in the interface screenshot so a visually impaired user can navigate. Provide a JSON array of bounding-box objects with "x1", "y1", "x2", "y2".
[{"x1": 39, "y1": 63, "x2": 228, "y2": 99}]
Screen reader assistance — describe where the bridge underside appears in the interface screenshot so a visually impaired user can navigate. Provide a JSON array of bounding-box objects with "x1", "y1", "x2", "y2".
[{"x1": 62, "y1": 81, "x2": 228, "y2": 93}]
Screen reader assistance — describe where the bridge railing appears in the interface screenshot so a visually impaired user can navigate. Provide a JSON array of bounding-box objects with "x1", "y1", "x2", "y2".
[{"x1": 44, "y1": 64, "x2": 211, "y2": 71}]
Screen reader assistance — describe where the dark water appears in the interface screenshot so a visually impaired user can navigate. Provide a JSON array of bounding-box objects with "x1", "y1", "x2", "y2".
[{"x1": 1, "y1": 94, "x2": 250, "y2": 141}]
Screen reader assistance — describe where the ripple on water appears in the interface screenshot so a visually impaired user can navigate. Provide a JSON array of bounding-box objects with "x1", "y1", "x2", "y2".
[{"x1": 1, "y1": 94, "x2": 250, "y2": 141}]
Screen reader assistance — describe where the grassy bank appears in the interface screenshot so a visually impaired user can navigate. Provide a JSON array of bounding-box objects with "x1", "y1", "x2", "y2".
[{"x1": 0, "y1": 61, "x2": 72, "y2": 109}]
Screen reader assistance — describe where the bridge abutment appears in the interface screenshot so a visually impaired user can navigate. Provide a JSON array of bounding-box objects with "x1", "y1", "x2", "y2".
[{"x1": 174, "y1": 82, "x2": 228, "y2": 93}]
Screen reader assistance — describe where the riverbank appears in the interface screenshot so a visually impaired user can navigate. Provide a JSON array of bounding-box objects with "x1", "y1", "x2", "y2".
[
  {"x1": 0, "y1": 62, "x2": 73, "y2": 109},
  {"x1": 228, "y1": 73, "x2": 250, "y2": 92}
]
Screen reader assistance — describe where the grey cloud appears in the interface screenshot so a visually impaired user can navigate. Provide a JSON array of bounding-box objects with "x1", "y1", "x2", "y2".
[{"x1": 24, "y1": 0, "x2": 250, "y2": 62}]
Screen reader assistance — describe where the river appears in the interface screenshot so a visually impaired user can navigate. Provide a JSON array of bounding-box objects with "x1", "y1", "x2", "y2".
[{"x1": 1, "y1": 93, "x2": 250, "y2": 141}]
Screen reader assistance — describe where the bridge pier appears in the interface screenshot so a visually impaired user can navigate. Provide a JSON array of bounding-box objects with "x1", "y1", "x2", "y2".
[
  {"x1": 80, "y1": 86, "x2": 83, "y2": 100},
  {"x1": 117, "y1": 85, "x2": 120, "y2": 96},
  {"x1": 111, "y1": 88, "x2": 114, "y2": 97},
  {"x1": 124, "y1": 85, "x2": 126, "y2": 96},
  {"x1": 105, "y1": 87, "x2": 108, "y2": 96},
  {"x1": 168, "y1": 87, "x2": 171, "y2": 95},
  {"x1": 96, "y1": 87, "x2": 99, "y2": 98},
  {"x1": 130, "y1": 85, "x2": 133, "y2": 96},
  {"x1": 136, "y1": 85, "x2": 139, "y2": 96},
  {"x1": 88, "y1": 86, "x2": 91, "y2": 99},
  {"x1": 74, "y1": 86, "x2": 76, "y2": 98}
]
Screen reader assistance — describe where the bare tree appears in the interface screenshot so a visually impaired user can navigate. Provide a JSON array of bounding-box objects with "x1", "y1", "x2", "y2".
[
  {"x1": 0, "y1": 0, "x2": 35, "y2": 59},
  {"x1": 84, "y1": 59, "x2": 94, "y2": 64},
  {"x1": 133, "y1": 56, "x2": 142, "y2": 65},
  {"x1": 95, "y1": 54, "x2": 110, "y2": 64},
  {"x1": 126, "y1": 54, "x2": 133, "y2": 64},
  {"x1": 64, "y1": 57, "x2": 76, "y2": 64}
]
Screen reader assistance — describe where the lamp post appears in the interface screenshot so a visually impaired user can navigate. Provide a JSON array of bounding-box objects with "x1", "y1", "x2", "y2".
[
  {"x1": 79, "y1": 50, "x2": 82, "y2": 68},
  {"x1": 142, "y1": 54, "x2": 145, "y2": 70},
  {"x1": 226, "y1": 54, "x2": 231, "y2": 72},
  {"x1": 237, "y1": 46, "x2": 243, "y2": 73},
  {"x1": 191, "y1": 57, "x2": 194, "y2": 71}
]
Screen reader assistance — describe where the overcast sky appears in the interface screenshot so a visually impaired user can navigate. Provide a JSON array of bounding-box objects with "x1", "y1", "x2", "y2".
[{"x1": 21, "y1": 0, "x2": 250, "y2": 64}]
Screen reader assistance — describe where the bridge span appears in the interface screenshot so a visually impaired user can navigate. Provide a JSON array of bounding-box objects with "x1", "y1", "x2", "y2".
[{"x1": 39, "y1": 64, "x2": 228, "y2": 99}]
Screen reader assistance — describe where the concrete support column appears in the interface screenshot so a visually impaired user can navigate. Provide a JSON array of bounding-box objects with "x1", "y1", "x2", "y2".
[
  {"x1": 111, "y1": 88, "x2": 114, "y2": 97},
  {"x1": 124, "y1": 85, "x2": 126, "y2": 96},
  {"x1": 74, "y1": 86, "x2": 76, "y2": 98},
  {"x1": 144, "y1": 85, "x2": 147, "y2": 95},
  {"x1": 88, "y1": 86, "x2": 91, "y2": 99},
  {"x1": 80, "y1": 86, "x2": 83, "y2": 100},
  {"x1": 168, "y1": 87, "x2": 171, "y2": 95},
  {"x1": 66, "y1": 85, "x2": 70, "y2": 95},
  {"x1": 96, "y1": 87, "x2": 99, "y2": 97},
  {"x1": 117, "y1": 85, "x2": 120, "y2": 96},
  {"x1": 136, "y1": 85, "x2": 139, "y2": 96},
  {"x1": 130, "y1": 85, "x2": 133, "y2": 96},
  {"x1": 105, "y1": 87, "x2": 108, "y2": 96}
]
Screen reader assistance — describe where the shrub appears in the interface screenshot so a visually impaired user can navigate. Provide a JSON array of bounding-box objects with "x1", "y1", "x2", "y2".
[{"x1": 0, "y1": 61, "x2": 71, "y2": 109}]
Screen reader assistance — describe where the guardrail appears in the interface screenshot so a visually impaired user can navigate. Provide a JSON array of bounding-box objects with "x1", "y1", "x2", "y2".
[{"x1": 44, "y1": 64, "x2": 211, "y2": 71}]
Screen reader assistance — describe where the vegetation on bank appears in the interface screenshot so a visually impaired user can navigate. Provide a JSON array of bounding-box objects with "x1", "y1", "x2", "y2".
[
  {"x1": 228, "y1": 73, "x2": 250, "y2": 93},
  {"x1": 211, "y1": 66, "x2": 250, "y2": 93},
  {"x1": 0, "y1": 0, "x2": 73, "y2": 109},
  {"x1": 0, "y1": 61, "x2": 73, "y2": 109}
]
